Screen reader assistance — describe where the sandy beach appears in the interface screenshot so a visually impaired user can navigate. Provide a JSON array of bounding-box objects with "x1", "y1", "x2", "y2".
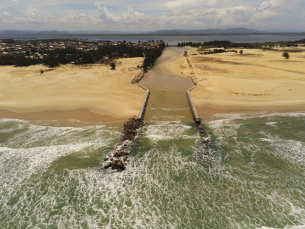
[
  {"x1": 160, "y1": 46, "x2": 305, "y2": 116},
  {"x1": 0, "y1": 57, "x2": 146, "y2": 122}
]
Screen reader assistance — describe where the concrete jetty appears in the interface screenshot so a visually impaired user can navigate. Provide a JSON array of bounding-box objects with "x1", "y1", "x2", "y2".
[
  {"x1": 186, "y1": 86, "x2": 201, "y2": 124},
  {"x1": 136, "y1": 83, "x2": 150, "y2": 120}
]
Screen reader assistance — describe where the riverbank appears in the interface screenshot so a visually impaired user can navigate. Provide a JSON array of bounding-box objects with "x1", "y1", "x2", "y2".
[
  {"x1": 160, "y1": 46, "x2": 305, "y2": 116},
  {"x1": 0, "y1": 58, "x2": 146, "y2": 122}
]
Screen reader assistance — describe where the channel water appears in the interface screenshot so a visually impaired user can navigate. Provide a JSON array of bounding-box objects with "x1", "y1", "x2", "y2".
[{"x1": 1, "y1": 48, "x2": 305, "y2": 228}]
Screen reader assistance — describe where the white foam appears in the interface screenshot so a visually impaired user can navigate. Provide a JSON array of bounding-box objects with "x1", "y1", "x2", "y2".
[
  {"x1": 1, "y1": 122, "x2": 119, "y2": 149},
  {"x1": 144, "y1": 121, "x2": 194, "y2": 143},
  {"x1": 266, "y1": 122, "x2": 278, "y2": 127},
  {"x1": 0, "y1": 118, "x2": 27, "y2": 123},
  {"x1": 258, "y1": 225, "x2": 305, "y2": 229},
  {"x1": 211, "y1": 111, "x2": 305, "y2": 122}
]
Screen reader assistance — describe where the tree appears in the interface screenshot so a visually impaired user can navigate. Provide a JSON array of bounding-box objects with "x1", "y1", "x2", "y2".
[
  {"x1": 110, "y1": 62, "x2": 116, "y2": 70},
  {"x1": 31, "y1": 47, "x2": 38, "y2": 53},
  {"x1": 43, "y1": 55, "x2": 60, "y2": 68},
  {"x1": 282, "y1": 52, "x2": 289, "y2": 59}
]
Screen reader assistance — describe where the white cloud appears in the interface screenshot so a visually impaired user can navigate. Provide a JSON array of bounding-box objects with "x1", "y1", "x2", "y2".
[
  {"x1": 121, "y1": 6, "x2": 145, "y2": 24},
  {"x1": 0, "y1": 0, "x2": 304, "y2": 31},
  {"x1": 216, "y1": 6, "x2": 251, "y2": 27},
  {"x1": 94, "y1": 2, "x2": 145, "y2": 24},
  {"x1": 162, "y1": 0, "x2": 217, "y2": 9},
  {"x1": 95, "y1": 1, "x2": 118, "y2": 23},
  {"x1": 62, "y1": 14, "x2": 99, "y2": 24},
  {"x1": 249, "y1": 0, "x2": 284, "y2": 24},
  {"x1": 3, "y1": 11, "x2": 11, "y2": 16},
  {"x1": 25, "y1": 7, "x2": 42, "y2": 23}
]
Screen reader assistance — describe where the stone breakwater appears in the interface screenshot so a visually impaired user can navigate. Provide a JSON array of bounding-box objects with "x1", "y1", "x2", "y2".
[
  {"x1": 103, "y1": 118, "x2": 144, "y2": 170},
  {"x1": 131, "y1": 65, "x2": 152, "y2": 84},
  {"x1": 136, "y1": 84, "x2": 150, "y2": 120}
]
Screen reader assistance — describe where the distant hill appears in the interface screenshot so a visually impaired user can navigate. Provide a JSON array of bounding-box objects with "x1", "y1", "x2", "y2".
[
  {"x1": 0, "y1": 30, "x2": 127, "y2": 35},
  {"x1": 1, "y1": 28, "x2": 304, "y2": 36},
  {"x1": 0, "y1": 30, "x2": 69, "y2": 35}
]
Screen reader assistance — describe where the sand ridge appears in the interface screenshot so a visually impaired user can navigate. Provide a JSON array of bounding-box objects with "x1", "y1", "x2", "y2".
[{"x1": 0, "y1": 57, "x2": 146, "y2": 122}]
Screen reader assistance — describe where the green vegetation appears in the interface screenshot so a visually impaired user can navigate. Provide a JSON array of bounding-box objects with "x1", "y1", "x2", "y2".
[
  {"x1": 177, "y1": 39, "x2": 305, "y2": 50},
  {"x1": 203, "y1": 49, "x2": 237, "y2": 55},
  {"x1": 282, "y1": 52, "x2": 290, "y2": 59},
  {"x1": 0, "y1": 39, "x2": 166, "y2": 69},
  {"x1": 142, "y1": 43, "x2": 166, "y2": 71}
]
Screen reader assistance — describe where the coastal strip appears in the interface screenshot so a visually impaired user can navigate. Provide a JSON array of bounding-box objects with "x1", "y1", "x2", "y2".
[
  {"x1": 136, "y1": 83, "x2": 150, "y2": 120},
  {"x1": 187, "y1": 86, "x2": 201, "y2": 124}
]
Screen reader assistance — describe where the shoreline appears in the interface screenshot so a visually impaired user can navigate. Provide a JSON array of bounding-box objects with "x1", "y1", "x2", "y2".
[{"x1": 0, "y1": 108, "x2": 128, "y2": 123}]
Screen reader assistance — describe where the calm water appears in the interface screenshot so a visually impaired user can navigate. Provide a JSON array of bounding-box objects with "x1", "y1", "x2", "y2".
[
  {"x1": 1, "y1": 34, "x2": 305, "y2": 45},
  {"x1": 1, "y1": 48, "x2": 305, "y2": 228}
]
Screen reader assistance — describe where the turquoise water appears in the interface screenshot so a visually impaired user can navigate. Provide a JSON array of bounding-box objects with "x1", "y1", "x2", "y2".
[{"x1": 1, "y1": 47, "x2": 305, "y2": 228}]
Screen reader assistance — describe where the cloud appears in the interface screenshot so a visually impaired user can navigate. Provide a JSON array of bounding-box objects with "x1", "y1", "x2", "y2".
[
  {"x1": 121, "y1": 6, "x2": 145, "y2": 24},
  {"x1": 249, "y1": 0, "x2": 284, "y2": 24},
  {"x1": 94, "y1": 2, "x2": 145, "y2": 24},
  {"x1": 20, "y1": 7, "x2": 41, "y2": 23},
  {"x1": 95, "y1": 1, "x2": 118, "y2": 23},
  {"x1": 3, "y1": 12, "x2": 11, "y2": 16},
  {"x1": 62, "y1": 14, "x2": 99, "y2": 24},
  {"x1": 256, "y1": 0, "x2": 281, "y2": 12},
  {"x1": 0, "y1": 0, "x2": 304, "y2": 31},
  {"x1": 162, "y1": 0, "x2": 217, "y2": 9},
  {"x1": 216, "y1": 6, "x2": 251, "y2": 27}
]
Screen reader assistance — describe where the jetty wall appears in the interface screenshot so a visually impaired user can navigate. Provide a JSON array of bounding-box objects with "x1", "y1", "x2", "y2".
[
  {"x1": 186, "y1": 86, "x2": 201, "y2": 124},
  {"x1": 136, "y1": 83, "x2": 150, "y2": 120}
]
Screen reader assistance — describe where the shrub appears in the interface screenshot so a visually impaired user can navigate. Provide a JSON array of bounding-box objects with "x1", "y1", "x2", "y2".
[
  {"x1": 282, "y1": 52, "x2": 289, "y2": 59},
  {"x1": 110, "y1": 62, "x2": 116, "y2": 70}
]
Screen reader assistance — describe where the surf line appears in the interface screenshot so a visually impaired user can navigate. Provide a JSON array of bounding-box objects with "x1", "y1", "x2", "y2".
[{"x1": 103, "y1": 83, "x2": 150, "y2": 171}]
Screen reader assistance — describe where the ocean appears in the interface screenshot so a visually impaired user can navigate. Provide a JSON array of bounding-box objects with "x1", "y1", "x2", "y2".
[{"x1": 1, "y1": 45, "x2": 305, "y2": 228}]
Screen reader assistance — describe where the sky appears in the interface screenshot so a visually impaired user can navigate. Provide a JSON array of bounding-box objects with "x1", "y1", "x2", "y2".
[{"x1": 1, "y1": 0, "x2": 305, "y2": 32}]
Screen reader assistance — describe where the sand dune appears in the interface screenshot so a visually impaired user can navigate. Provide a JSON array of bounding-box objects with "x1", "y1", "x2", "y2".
[
  {"x1": 0, "y1": 58, "x2": 146, "y2": 122},
  {"x1": 161, "y1": 46, "x2": 305, "y2": 116}
]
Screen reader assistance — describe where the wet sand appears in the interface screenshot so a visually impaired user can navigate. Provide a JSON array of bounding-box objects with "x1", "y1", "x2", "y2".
[
  {"x1": 0, "y1": 58, "x2": 146, "y2": 122},
  {"x1": 160, "y1": 46, "x2": 305, "y2": 116},
  {"x1": 0, "y1": 108, "x2": 126, "y2": 122}
]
